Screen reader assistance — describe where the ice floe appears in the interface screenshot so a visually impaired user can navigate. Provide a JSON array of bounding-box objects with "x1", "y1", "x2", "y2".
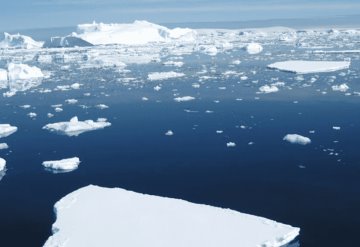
[
  {"x1": 0, "y1": 32, "x2": 43, "y2": 49},
  {"x1": 226, "y1": 142, "x2": 236, "y2": 147},
  {"x1": 246, "y1": 43, "x2": 263, "y2": 54},
  {"x1": 268, "y1": 61, "x2": 351, "y2": 74},
  {"x1": 165, "y1": 130, "x2": 174, "y2": 136},
  {"x1": 283, "y1": 134, "x2": 311, "y2": 145},
  {"x1": 42, "y1": 157, "x2": 80, "y2": 172},
  {"x1": 75, "y1": 21, "x2": 197, "y2": 45},
  {"x1": 43, "y1": 116, "x2": 111, "y2": 136},
  {"x1": 44, "y1": 185, "x2": 299, "y2": 247},
  {"x1": 0, "y1": 124, "x2": 18, "y2": 138},
  {"x1": 331, "y1": 84, "x2": 349, "y2": 92},
  {"x1": 148, "y1": 71, "x2": 185, "y2": 81},
  {"x1": 258, "y1": 85, "x2": 279, "y2": 94},
  {"x1": 174, "y1": 96, "x2": 195, "y2": 102},
  {"x1": 7, "y1": 63, "x2": 44, "y2": 81}
]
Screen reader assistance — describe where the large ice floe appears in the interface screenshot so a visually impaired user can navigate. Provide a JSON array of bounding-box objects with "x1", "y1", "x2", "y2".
[
  {"x1": 283, "y1": 134, "x2": 311, "y2": 145},
  {"x1": 0, "y1": 32, "x2": 43, "y2": 49},
  {"x1": 74, "y1": 20, "x2": 197, "y2": 45},
  {"x1": 0, "y1": 124, "x2": 18, "y2": 138},
  {"x1": 43, "y1": 116, "x2": 111, "y2": 136},
  {"x1": 267, "y1": 61, "x2": 351, "y2": 74},
  {"x1": 42, "y1": 157, "x2": 80, "y2": 173},
  {"x1": 44, "y1": 185, "x2": 299, "y2": 247}
]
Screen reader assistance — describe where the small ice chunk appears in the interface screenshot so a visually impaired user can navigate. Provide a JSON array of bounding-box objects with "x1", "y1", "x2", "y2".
[
  {"x1": 96, "y1": 104, "x2": 109, "y2": 110},
  {"x1": 258, "y1": 85, "x2": 279, "y2": 94},
  {"x1": 0, "y1": 143, "x2": 8, "y2": 150},
  {"x1": 226, "y1": 142, "x2": 236, "y2": 147},
  {"x1": 246, "y1": 43, "x2": 263, "y2": 54},
  {"x1": 71, "y1": 83, "x2": 82, "y2": 90},
  {"x1": 165, "y1": 130, "x2": 174, "y2": 136},
  {"x1": 331, "y1": 84, "x2": 349, "y2": 92},
  {"x1": 333, "y1": 126, "x2": 341, "y2": 130},
  {"x1": 28, "y1": 112, "x2": 37, "y2": 118},
  {"x1": 216, "y1": 130, "x2": 223, "y2": 134},
  {"x1": 42, "y1": 157, "x2": 80, "y2": 172},
  {"x1": 43, "y1": 116, "x2": 111, "y2": 137},
  {"x1": 66, "y1": 99, "x2": 78, "y2": 104},
  {"x1": 0, "y1": 124, "x2": 18, "y2": 138},
  {"x1": 174, "y1": 96, "x2": 195, "y2": 102},
  {"x1": 283, "y1": 134, "x2": 311, "y2": 145},
  {"x1": 0, "y1": 158, "x2": 6, "y2": 172}
]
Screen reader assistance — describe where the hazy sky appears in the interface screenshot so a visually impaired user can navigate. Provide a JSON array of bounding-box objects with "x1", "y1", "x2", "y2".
[{"x1": 2, "y1": 0, "x2": 360, "y2": 30}]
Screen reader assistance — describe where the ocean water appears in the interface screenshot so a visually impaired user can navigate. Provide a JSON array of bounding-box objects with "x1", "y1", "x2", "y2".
[{"x1": 0, "y1": 22, "x2": 360, "y2": 247}]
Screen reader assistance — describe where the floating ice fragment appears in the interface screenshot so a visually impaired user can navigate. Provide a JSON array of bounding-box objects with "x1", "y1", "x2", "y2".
[
  {"x1": 148, "y1": 72, "x2": 185, "y2": 81},
  {"x1": 0, "y1": 158, "x2": 5, "y2": 172},
  {"x1": 258, "y1": 85, "x2": 279, "y2": 94},
  {"x1": 43, "y1": 116, "x2": 111, "y2": 137},
  {"x1": 0, "y1": 143, "x2": 8, "y2": 150},
  {"x1": 227, "y1": 142, "x2": 236, "y2": 147},
  {"x1": 283, "y1": 134, "x2": 311, "y2": 145},
  {"x1": 42, "y1": 157, "x2": 80, "y2": 172},
  {"x1": 96, "y1": 104, "x2": 109, "y2": 110},
  {"x1": 333, "y1": 126, "x2": 341, "y2": 130},
  {"x1": 165, "y1": 130, "x2": 174, "y2": 136},
  {"x1": 331, "y1": 84, "x2": 349, "y2": 92},
  {"x1": 66, "y1": 99, "x2": 78, "y2": 104},
  {"x1": 0, "y1": 124, "x2": 18, "y2": 138},
  {"x1": 246, "y1": 43, "x2": 263, "y2": 54},
  {"x1": 268, "y1": 61, "x2": 350, "y2": 74},
  {"x1": 28, "y1": 112, "x2": 37, "y2": 118}
]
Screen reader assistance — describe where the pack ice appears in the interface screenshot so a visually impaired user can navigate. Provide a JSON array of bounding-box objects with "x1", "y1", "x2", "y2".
[
  {"x1": 268, "y1": 61, "x2": 351, "y2": 74},
  {"x1": 43, "y1": 116, "x2": 111, "y2": 136},
  {"x1": 44, "y1": 185, "x2": 299, "y2": 247},
  {"x1": 74, "y1": 20, "x2": 197, "y2": 45}
]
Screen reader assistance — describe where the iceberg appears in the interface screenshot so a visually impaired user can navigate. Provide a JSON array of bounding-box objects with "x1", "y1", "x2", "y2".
[
  {"x1": 44, "y1": 185, "x2": 299, "y2": 247},
  {"x1": 0, "y1": 32, "x2": 43, "y2": 49},
  {"x1": 75, "y1": 20, "x2": 197, "y2": 45},
  {"x1": 268, "y1": 61, "x2": 351, "y2": 74},
  {"x1": 42, "y1": 157, "x2": 80, "y2": 172},
  {"x1": 43, "y1": 116, "x2": 111, "y2": 136},
  {"x1": 0, "y1": 143, "x2": 9, "y2": 150},
  {"x1": 283, "y1": 134, "x2": 311, "y2": 145},
  {"x1": 43, "y1": 36, "x2": 93, "y2": 48},
  {"x1": 0, "y1": 124, "x2": 18, "y2": 138}
]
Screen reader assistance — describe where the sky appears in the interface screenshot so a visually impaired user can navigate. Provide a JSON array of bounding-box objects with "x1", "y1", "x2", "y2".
[{"x1": 1, "y1": 0, "x2": 360, "y2": 31}]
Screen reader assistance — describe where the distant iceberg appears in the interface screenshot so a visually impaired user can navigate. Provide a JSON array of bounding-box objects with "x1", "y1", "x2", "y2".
[
  {"x1": 268, "y1": 61, "x2": 351, "y2": 74},
  {"x1": 43, "y1": 36, "x2": 93, "y2": 48},
  {"x1": 0, "y1": 32, "x2": 43, "y2": 49},
  {"x1": 44, "y1": 185, "x2": 300, "y2": 247},
  {"x1": 74, "y1": 20, "x2": 197, "y2": 45},
  {"x1": 42, "y1": 157, "x2": 80, "y2": 172},
  {"x1": 43, "y1": 116, "x2": 111, "y2": 136}
]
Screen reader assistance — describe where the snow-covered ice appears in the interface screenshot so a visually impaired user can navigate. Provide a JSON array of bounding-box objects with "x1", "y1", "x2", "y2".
[
  {"x1": 44, "y1": 185, "x2": 299, "y2": 247},
  {"x1": 43, "y1": 116, "x2": 111, "y2": 136},
  {"x1": 268, "y1": 61, "x2": 351, "y2": 74},
  {"x1": 42, "y1": 157, "x2": 80, "y2": 172},
  {"x1": 0, "y1": 124, "x2": 18, "y2": 138},
  {"x1": 283, "y1": 134, "x2": 311, "y2": 145}
]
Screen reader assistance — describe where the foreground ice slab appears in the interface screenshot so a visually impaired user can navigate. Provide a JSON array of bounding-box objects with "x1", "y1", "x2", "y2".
[
  {"x1": 43, "y1": 116, "x2": 111, "y2": 136},
  {"x1": 267, "y1": 61, "x2": 351, "y2": 74},
  {"x1": 0, "y1": 124, "x2": 18, "y2": 138},
  {"x1": 42, "y1": 157, "x2": 80, "y2": 172},
  {"x1": 283, "y1": 134, "x2": 311, "y2": 145},
  {"x1": 75, "y1": 20, "x2": 197, "y2": 45},
  {"x1": 44, "y1": 185, "x2": 299, "y2": 247},
  {"x1": 0, "y1": 32, "x2": 43, "y2": 49}
]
